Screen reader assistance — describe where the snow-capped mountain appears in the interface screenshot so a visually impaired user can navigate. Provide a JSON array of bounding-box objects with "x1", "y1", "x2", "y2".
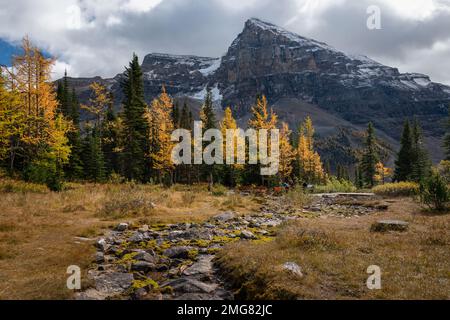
[{"x1": 63, "y1": 18, "x2": 450, "y2": 162}]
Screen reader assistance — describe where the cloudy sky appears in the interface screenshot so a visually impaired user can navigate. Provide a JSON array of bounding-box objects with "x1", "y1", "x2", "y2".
[{"x1": 1, "y1": 0, "x2": 450, "y2": 84}]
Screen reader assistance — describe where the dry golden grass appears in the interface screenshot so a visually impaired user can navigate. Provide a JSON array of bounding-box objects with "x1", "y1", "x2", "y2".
[
  {"x1": 216, "y1": 198, "x2": 450, "y2": 300},
  {"x1": 0, "y1": 180, "x2": 258, "y2": 300}
]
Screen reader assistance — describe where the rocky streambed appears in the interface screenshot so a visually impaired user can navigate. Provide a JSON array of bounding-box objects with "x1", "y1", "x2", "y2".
[{"x1": 76, "y1": 193, "x2": 383, "y2": 300}]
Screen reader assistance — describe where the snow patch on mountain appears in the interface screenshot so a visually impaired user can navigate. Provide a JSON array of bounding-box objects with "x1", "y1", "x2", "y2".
[
  {"x1": 198, "y1": 58, "x2": 221, "y2": 76},
  {"x1": 192, "y1": 84, "x2": 222, "y2": 102}
]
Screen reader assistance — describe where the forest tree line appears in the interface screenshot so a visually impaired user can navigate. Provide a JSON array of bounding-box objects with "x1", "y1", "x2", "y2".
[{"x1": 1, "y1": 38, "x2": 449, "y2": 191}]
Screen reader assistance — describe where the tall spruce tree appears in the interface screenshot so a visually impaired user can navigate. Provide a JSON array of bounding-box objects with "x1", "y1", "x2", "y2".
[
  {"x1": 102, "y1": 95, "x2": 121, "y2": 175},
  {"x1": 394, "y1": 120, "x2": 413, "y2": 182},
  {"x1": 361, "y1": 122, "x2": 379, "y2": 187},
  {"x1": 200, "y1": 88, "x2": 218, "y2": 188},
  {"x1": 444, "y1": 105, "x2": 450, "y2": 160},
  {"x1": 82, "y1": 126, "x2": 105, "y2": 182},
  {"x1": 121, "y1": 54, "x2": 149, "y2": 182},
  {"x1": 64, "y1": 88, "x2": 84, "y2": 179},
  {"x1": 411, "y1": 119, "x2": 431, "y2": 182}
]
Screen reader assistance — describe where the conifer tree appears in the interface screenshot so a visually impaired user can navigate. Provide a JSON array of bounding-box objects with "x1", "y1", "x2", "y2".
[
  {"x1": 360, "y1": 122, "x2": 379, "y2": 187},
  {"x1": 12, "y1": 37, "x2": 71, "y2": 188},
  {"x1": 148, "y1": 86, "x2": 175, "y2": 184},
  {"x1": 200, "y1": 88, "x2": 218, "y2": 187},
  {"x1": 82, "y1": 126, "x2": 105, "y2": 182},
  {"x1": 394, "y1": 120, "x2": 413, "y2": 182},
  {"x1": 297, "y1": 116, "x2": 325, "y2": 184},
  {"x1": 102, "y1": 96, "x2": 122, "y2": 175},
  {"x1": 220, "y1": 106, "x2": 241, "y2": 186},
  {"x1": 278, "y1": 122, "x2": 296, "y2": 182},
  {"x1": 410, "y1": 119, "x2": 431, "y2": 182},
  {"x1": 63, "y1": 87, "x2": 83, "y2": 179},
  {"x1": 121, "y1": 54, "x2": 149, "y2": 182},
  {"x1": 247, "y1": 95, "x2": 278, "y2": 184},
  {"x1": 0, "y1": 68, "x2": 25, "y2": 172},
  {"x1": 444, "y1": 105, "x2": 450, "y2": 160}
]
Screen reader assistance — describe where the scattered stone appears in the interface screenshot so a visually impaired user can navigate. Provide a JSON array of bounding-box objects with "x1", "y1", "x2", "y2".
[
  {"x1": 93, "y1": 272, "x2": 134, "y2": 294},
  {"x1": 95, "y1": 252, "x2": 105, "y2": 263},
  {"x1": 116, "y1": 223, "x2": 129, "y2": 232},
  {"x1": 371, "y1": 220, "x2": 409, "y2": 232},
  {"x1": 239, "y1": 230, "x2": 256, "y2": 239},
  {"x1": 162, "y1": 278, "x2": 218, "y2": 294},
  {"x1": 213, "y1": 212, "x2": 235, "y2": 222},
  {"x1": 128, "y1": 232, "x2": 145, "y2": 243},
  {"x1": 131, "y1": 261, "x2": 157, "y2": 273},
  {"x1": 163, "y1": 246, "x2": 193, "y2": 259},
  {"x1": 132, "y1": 287, "x2": 148, "y2": 300},
  {"x1": 139, "y1": 225, "x2": 149, "y2": 232},
  {"x1": 182, "y1": 255, "x2": 214, "y2": 278},
  {"x1": 134, "y1": 251, "x2": 158, "y2": 264},
  {"x1": 95, "y1": 238, "x2": 109, "y2": 252},
  {"x1": 282, "y1": 262, "x2": 303, "y2": 277}
]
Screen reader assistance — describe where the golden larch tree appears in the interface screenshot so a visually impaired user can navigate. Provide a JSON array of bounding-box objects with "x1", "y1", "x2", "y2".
[
  {"x1": 148, "y1": 86, "x2": 175, "y2": 180},
  {"x1": 297, "y1": 116, "x2": 325, "y2": 183},
  {"x1": 278, "y1": 122, "x2": 296, "y2": 181}
]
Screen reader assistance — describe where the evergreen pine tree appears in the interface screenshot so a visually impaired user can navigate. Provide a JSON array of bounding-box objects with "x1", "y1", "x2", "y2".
[
  {"x1": 394, "y1": 120, "x2": 413, "y2": 182},
  {"x1": 200, "y1": 88, "x2": 218, "y2": 188},
  {"x1": 82, "y1": 126, "x2": 105, "y2": 182},
  {"x1": 102, "y1": 95, "x2": 121, "y2": 176},
  {"x1": 64, "y1": 88, "x2": 84, "y2": 179},
  {"x1": 411, "y1": 119, "x2": 431, "y2": 182},
  {"x1": 361, "y1": 122, "x2": 379, "y2": 187},
  {"x1": 444, "y1": 105, "x2": 450, "y2": 160},
  {"x1": 121, "y1": 54, "x2": 149, "y2": 182}
]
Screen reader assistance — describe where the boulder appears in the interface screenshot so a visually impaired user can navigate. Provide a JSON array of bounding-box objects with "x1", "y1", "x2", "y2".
[
  {"x1": 115, "y1": 223, "x2": 129, "y2": 232},
  {"x1": 134, "y1": 251, "x2": 158, "y2": 264},
  {"x1": 131, "y1": 261, "x2": 157, "y2": 273},
  {"x1": 93, "y1": 272, "x2": 134, "y2": 294},
  {"x1": 163, "y1": 246, "x2": 193, "y2": 259},
  {"x1": 371, "y1": 220, "x2": 409, "y2": 232},
  {"x1": 239, "y1": 230, "x2": 256, "y2": 240},
  {"x1": 128, "y1": 232, "x2": 145, "y2": 243},
  {"x1": 282, "y1": 262, "x2": 303, "y2": 277},
  {"x1": 213, "y1": 212, "x2": 235, "y2": 222},
  {"x1": 95, "y1": 238, "x2": 109, "y2": 252}
]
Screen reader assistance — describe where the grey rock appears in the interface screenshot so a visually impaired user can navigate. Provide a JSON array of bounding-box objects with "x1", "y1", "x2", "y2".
[
  {"x1": 371, "y1": 220, "x2": 409, "y2": 232},
  {"x1": 95, "y1": 252, "x2": 105, "y2": 263},
  {"x1": 240, "y1": 230, "x2": 256, "y2": 239},
  {"x1": 182, "y1": 255, "x2": 214, "y2": 278},
  {"x1": 131, "y1": 261, "x2": 157, "y2": 273},
  {"x1": 116, "y1": 223, "x2": 129, "y2": 232},
  {"x1": 93, "y1": 272, "x2": 134, "y2": 294},
  {"x1": 134, "y1": 251, "x2": 158, "y2": 264},
  {"x1": 213, "y1": 212, "x2": 235, "y2": 222},
  {"x1": 162, "y1": 278, "x2": 218, "y2": 294},
  {"x1": 128, "y1": 232, "x2": 145, "y2": 243},
  {"x1": 95, "y1": 238, "x2": 109, "y2": 252},
  {"x1": 163, "y1": 246, "x2": 193, "y2": 259},
  {"x1": 282, "y1": 262, "x2": 303, "y2": 277}
]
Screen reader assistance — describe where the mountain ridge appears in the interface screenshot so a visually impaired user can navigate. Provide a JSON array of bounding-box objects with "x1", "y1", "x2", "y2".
[{"x1": 63, "y1": 18, "x2": 450, "y2": 163}]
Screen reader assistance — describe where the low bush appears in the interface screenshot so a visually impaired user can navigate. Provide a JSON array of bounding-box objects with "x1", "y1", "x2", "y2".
[
  {"x1": 99, "y1": 190, "x2": 155, "y2": 219},
  {"x1": 314, "y1": 177, "x2": 356, "y2": 193},
  {"x1": 419, "y1": 171, "x2": 449, "y2": 212},
  {"x1": 0, "y1": 178, "x2": 49, "y2": 193},
  {"x1": 372, "y1": 182, "x2": 419, "y2": 197},
  {"x1": 211, "y1": 184, "x2": 228, "y2": 196},
  {"x1": 285, "y1": 185, "x2": 311, "y2": 207}
]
